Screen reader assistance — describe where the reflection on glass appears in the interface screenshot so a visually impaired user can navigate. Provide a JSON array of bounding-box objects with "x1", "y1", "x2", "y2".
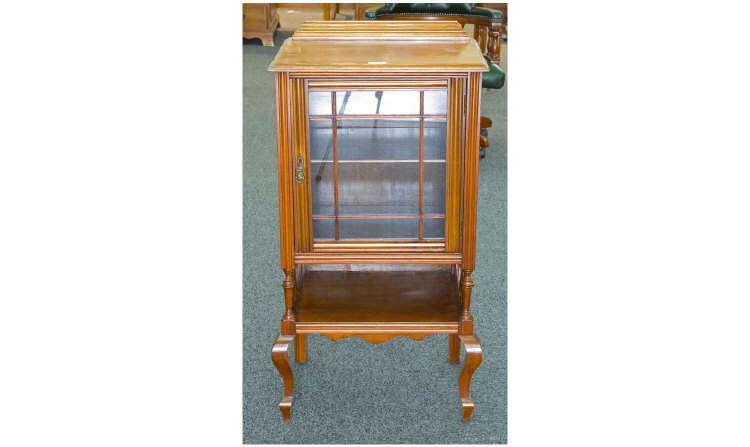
[
  {"x1": 336, "y1": 91, "x2": 420, "y2": 115},
  {"x1": 308, "y1": 92, "x2": 332, "y2": 115},
  {"x1": 423, "y1": 90, "x2": 448, "y2": 115}
]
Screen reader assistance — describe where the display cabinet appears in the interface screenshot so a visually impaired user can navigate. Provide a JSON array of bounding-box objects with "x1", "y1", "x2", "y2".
[{"x1": 267, "y1": 21, "x2": 489, "y2": 423}]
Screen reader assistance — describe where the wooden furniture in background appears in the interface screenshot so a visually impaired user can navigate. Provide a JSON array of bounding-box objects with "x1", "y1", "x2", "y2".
[
  {"x1": 368, "y1": 4, "x2": 506, "y2": 158},
  {"x1": 322, "y1": 3, "x2": 340, "y2": 20},
  {"x1": 242, "y1": 3, "x2": 279, "y2": 46},
  {"x1": 479, "y1": 3, "x2": 508, "y2": 40},
  {"x1": 366, "y1": 3, "x2": 503, "y2": 65},
  {"x1": 355, "y1": 3, "x2": 384, "y2": 20},
  {"x1": 267, "y1": 21, "x2": 489, "y2": 423}
]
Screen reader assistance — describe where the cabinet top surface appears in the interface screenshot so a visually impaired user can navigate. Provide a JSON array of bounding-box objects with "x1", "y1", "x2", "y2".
[{"x1": 267, "y1": 21, "x2": 489, "y2": 73}]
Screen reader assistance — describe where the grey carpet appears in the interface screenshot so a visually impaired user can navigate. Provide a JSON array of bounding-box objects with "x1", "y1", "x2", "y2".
[{"x1": 243, "y1": 31, "x2": 507, "y2": 444}]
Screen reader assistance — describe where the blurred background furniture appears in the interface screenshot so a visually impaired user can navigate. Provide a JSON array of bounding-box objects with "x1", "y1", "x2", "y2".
[
  {"x1": 322, "y1": 3, "x2": 340, "y2": 20},
  {"x1": 243, "y1": 3, "x2": 279, "y2": 46},
  {"x1": 367, "y1": 3, "x2": 506, "y2": 158},
  {"x1": 479, "y1": 3, "x2": 507, "y2": 40},
  {"x1": 366, "y1": 3, "x2": 503, "y2": 64},
  {"x1": 355, "y1": 3, "x2": 384, "y2": 20}
]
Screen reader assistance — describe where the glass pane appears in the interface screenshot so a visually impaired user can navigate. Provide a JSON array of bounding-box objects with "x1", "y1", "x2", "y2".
[
  {"x1": 339, "y1": 218, "x2": 419, "y2": 240},
  {"x1": 423, "y1": 218, "x2": 445, "y2": 239},
  {"x1": 424, "y1": 118, "x2": 447, "y2": 215},
  {"x1": 338, "y1": 162, "x2": 419, "y2": 215},
  {"x1": 312, "y1": 218, "x2": 335, "y2": 239},
  {"x1": 337, "y1": 119, "x2": 419, "y2": 161},
  {"x1": 424, "y1": 119, "x2": 447, "y2": 160},
  {"x1": 423, "y1": 90, "x2": 448, "y2": 115},
  {"x1": 309, "y1": 118, "x2": 335, "y2": 217},
  {"x1": 336, "y1": 90, "x2": 420, "y2": 115},
  {"x1": 310, "y1": 161, "x2": 334, "y2": 215},
  {"x1": 309, "y1": 91, "x2": 332, "y2": 115},
  {"x1": 309, "y1": 119, "x2": 333, "y2": 160},
  {"x1": 424, "y1": 161, "x2": 446, "y2": 215}
]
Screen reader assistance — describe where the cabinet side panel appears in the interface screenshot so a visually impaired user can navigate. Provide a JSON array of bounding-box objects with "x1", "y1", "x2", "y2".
[
  {"x1": 461, "y1": 72, "x2": 482, "y2": 270},
  {"x1": 275, "y1": 72, "x2": 294, "y2": 269},
  {"x1": 292, "y1": 78, "x2": 312, "y2": 252},
  {"x1": 445, "y1": 77, "x2": 465, "y2": 252}
]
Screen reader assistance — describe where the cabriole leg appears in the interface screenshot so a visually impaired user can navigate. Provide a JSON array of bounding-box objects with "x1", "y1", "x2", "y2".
[
  {"x1": 449, "y1": 333, "x2": 460, "y2": 363},
  {"x1": 458, "y1": 334, "x2": 483, "y2": 423},
  {"x1": 271, "y1": 334, "x2": 295, "y2": 422}
]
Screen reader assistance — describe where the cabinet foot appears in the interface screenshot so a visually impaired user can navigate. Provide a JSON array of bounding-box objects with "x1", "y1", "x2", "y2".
[
  {"x1": 271, "y1": 333, "x2": 295, "y2": 422},
  {"x1": 458, "y1": 334, "x2": 483, "y2": 423}
]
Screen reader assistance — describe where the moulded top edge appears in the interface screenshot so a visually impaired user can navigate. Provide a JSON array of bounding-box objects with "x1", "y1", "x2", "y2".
[{"x1": 267, "y1": 38, "x2": 489, "y2": 72}]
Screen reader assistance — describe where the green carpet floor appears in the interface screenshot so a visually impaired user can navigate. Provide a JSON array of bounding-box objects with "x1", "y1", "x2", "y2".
[{"x1": 243, "y1": 30, "x2": 507, "y2": 444}]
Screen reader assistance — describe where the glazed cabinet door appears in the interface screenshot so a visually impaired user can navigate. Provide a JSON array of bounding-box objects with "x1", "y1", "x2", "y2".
[{"x1": 292, "y1": 78, "x2": 466, "y2": 254}]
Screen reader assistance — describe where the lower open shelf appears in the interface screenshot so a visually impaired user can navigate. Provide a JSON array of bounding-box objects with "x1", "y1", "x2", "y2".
[{"x1": 293, "y1": 270, "x2": 460, "y2": 331}]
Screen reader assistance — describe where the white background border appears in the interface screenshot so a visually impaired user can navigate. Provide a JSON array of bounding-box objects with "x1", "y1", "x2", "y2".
[{"x1": 1, "y1": 1, "x2": 749, "y2": 446}]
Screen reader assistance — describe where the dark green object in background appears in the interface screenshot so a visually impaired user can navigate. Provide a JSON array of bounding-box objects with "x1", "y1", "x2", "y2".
[{"x1": 366, "y1": 3, "x2": 506, "y2": 90}]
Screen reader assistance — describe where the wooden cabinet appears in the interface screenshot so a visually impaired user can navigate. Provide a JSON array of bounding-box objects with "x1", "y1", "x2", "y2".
[
  {"x1": 267, "y1": 21, "x2": 489, "y2": 423},
  {"x1": 242, "y1": 3, "x2": 278, "y2": 46}
]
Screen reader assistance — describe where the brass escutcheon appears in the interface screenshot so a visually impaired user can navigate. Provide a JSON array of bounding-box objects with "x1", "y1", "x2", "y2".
[{"x1": 295, "y1": 154, "x2": 305, "y2": 183}]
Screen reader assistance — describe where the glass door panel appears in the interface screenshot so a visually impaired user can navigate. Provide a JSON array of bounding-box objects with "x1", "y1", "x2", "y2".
[
  {"x1": 308, "y1": 89, "x2": 448, "y2": 242},
  {"x1": 309, "y1": 119, "x2": 335, "y2": 215}
]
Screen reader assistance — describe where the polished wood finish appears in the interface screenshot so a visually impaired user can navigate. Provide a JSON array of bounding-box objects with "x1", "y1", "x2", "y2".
[
  {"x1": 368, "y1": 13, "x2": 502, "y2": 64},
  {"x1": 268, "y1": 22, "x2": 487, "y2": 73},
  {"x1": 294, "y1": 252, "x2": 462, "y2": 264},
  {"x1": 313, "y1": 241, "x2": 445, "y2": 253},
  {"x1": 370, "y1": 10, "x2": 503, "y2": 156},
  {"x1": 271, "y1": 334, "x2": 294, "y2": 422},
  {"x1": 294, "y1": 271, "x2": 459, "y2": 323},
  {"x1": 461, "y1": 72, "x2": 483, "y2": 272},
  {"x1": 274, "y1": 72, "x2": 294, "y2": 270},
  {"x1": 322, "y1": 332, "x2": 430, "y2": 344},
  {"x1": 292, "y1": 78, "x2": 312, "y2": 252},
  {"x1": 459, "y1": 334, "x2": 483, "y2": 422},
  {"x1": 448, "y1": 333, "x2": 460, "y2": 363},
  {"x1": 268, "y1": 22, "x2": 488, "y2": 423},
  {"x1": 242, "y1": 3, "x2": 279, "y2": 47},
  {"x1": 294, "y1": 334, "x2": 306, "y2": 362},
  {"x1": 445, "y1": 77, "x2": 465, "y2": 252}
]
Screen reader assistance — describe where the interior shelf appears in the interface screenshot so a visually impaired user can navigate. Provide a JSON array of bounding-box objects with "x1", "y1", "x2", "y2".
[{"x1": 294, "y1": 270, "x2": 460, "y2": 324}]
